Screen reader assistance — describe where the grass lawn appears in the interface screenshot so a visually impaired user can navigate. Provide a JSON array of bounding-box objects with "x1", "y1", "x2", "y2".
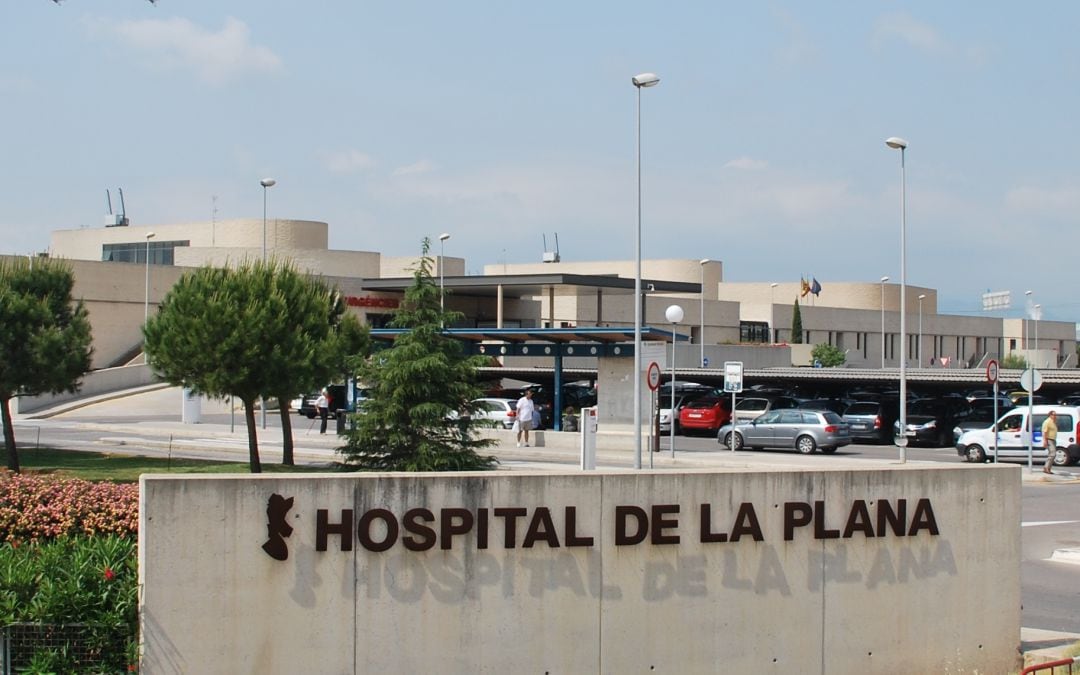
[{"x1": 17, "y1": 446, "x2": 334, "y2": 482}]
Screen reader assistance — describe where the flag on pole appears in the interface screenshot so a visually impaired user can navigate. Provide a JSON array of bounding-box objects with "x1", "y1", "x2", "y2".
[
  {"x1": 810, "y1": 277, "x2": 821, "y2": 296},
  {"x1": 800, "y1": 278, "x2": 811, "y2": 297}
]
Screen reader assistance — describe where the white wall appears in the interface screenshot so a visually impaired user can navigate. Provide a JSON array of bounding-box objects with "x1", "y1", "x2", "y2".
[{"x1": 140, "y1": 468, "x2": 1020, "y2": 674}]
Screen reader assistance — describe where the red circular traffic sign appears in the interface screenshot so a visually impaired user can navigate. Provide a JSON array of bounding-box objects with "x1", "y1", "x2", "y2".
[
  {"x1": 986, "y1": 359, "x2": 998, "y2": 384},
  {"x1": 646, "y1": 362, "x2": 661, "y2": 391}
]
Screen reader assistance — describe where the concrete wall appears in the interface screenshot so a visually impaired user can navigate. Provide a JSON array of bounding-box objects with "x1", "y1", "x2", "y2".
[
  {"x1": 15, "y1": 364, "x2": 156, "y2": 414},
  {"x1": 140, "y1": 468, "x2": 1021, "y2": 674}
]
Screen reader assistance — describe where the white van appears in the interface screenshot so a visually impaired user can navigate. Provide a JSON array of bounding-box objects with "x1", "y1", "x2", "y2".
[{"x1": 955, "y1": 404, "x2": 1080, "y2": 465}]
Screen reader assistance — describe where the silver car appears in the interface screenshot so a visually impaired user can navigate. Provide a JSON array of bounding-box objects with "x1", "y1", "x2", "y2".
[{"x1": 717, "y1": 409, "x2": 851, "y2": 454}]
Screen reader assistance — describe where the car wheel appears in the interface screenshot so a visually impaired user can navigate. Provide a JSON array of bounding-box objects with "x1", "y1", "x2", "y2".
[
  {"x1": 721, "y1": 432, "x2": 743, "y2": 451},
  {"x1": 796, "y1": 435, "x2": 817, "y2": 454},
  {"x1": 965, "y1": 445, "x2": 987, "y2": 463},
  {"x1": 1053, "y1": 447, "x2": 1070, "y2": 467},
  {"x1": 820, "y1": 446, "x2": 837, "y2": 454}
]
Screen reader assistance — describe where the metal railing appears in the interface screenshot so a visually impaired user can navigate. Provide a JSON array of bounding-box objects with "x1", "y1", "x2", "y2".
[{"x1": 1022, "y1": 656, "x2": 1080, "y2": 675}]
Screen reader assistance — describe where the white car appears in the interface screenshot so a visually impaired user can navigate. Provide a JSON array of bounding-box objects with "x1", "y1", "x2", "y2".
[
  {"x1": 470, "y1": 398, "x2": 520, "y2": 430},
  {"x1": 955, "y1": 404, "x2": 1080, "y2": 465}
]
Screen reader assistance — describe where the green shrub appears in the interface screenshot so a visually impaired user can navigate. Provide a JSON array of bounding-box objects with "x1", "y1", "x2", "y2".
[{"x1": 0, "y1": 536, "x2": 137, "y2": 672}]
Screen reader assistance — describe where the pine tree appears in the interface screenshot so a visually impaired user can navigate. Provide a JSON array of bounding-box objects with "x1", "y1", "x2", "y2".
[
  {"x1": 0, "y1": 258, "x2": 93, "y2": 472},
  {"x1": 791, "y1": 299, "x2": 804, "y2": 344},
  {"x1": 338, "y1": 238, "x2": 497, "y2": 471}
]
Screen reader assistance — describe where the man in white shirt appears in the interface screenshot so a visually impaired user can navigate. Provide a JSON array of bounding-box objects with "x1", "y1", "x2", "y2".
[
  {"x1": 516, "y1": 390, "x2": 536, "y2": 448},
  {"x1": 315, "y1": 389, "x2": 330, "y2": 434}
]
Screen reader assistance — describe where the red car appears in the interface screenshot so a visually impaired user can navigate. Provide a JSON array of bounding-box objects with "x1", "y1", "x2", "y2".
[{"x1": 679, "y1": 396, "x2": 732, "y2": 435}]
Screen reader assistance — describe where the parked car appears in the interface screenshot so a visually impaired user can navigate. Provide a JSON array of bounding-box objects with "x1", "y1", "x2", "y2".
[
  {"x1": 717, "y1": 409, "x2": 851, "y2": 454},
  {"x1": 797, "y1": 398, "x2": 851, "y2": 415},
  {"x1": 732, "y1": 396, "x2": 799, "y2": 423},
  {"x1": 956, "y1": 404, "x2": 1080, "y2": 465},
  {"x1": 952, "y1": 398, "x2": 1016, "y2": 443},
  {"x1": 895, "y1": 397, "x2": 972, "y2": 447},
  {"x1": 658, "y1": 384, "x2": 713, "y2": 434},
  {"x1": 469, "y1": 397, "x2": 520, "y2": 430},
  {"x1": 842, "y1": 399, "x2": 900, "y2": 444},
  {"x1": 679, "y1": 396, "x2": 733, "y2": 435}
]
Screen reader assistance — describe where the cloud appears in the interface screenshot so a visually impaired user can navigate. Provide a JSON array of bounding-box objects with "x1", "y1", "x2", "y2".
[
  {"x1": 391, "y1": 159, "x2": 437, "y2": 177},
  {"x1": 99, "y1": 16, "x2": 281, "y2": 85},
  {"x1": 322, "y1": 149, "x2": 375, "y2": 173},
  {"x1": 1004, "y1": 184, "x2": 1080, "y2": 219},
  {"x1": 723, "y1": 156, "x2": 769, "y2": 171},
  {"x1": 874, "y1": 12, "x2": 945, "y2": 53}
]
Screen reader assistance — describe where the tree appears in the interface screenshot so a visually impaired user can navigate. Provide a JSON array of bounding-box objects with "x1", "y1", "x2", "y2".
[
  {"x1": 0, "y1": 258, "x2": 93, "y2": 472},
  {"x1": 1001, "y1": 353, "x2": 1028, "y2": 370},
  {"x1": 144, "y1": 261, "x2": 349, "y2": 473},
  {"x1": 811, "y1": 343, "x2": 846, "y2": 367},
  {"x1": 791, "y1": 299, "x2": 803, "y2": 344},
  {"x1": 339, "y1": 239, "x2": 497, "y2": 471}
]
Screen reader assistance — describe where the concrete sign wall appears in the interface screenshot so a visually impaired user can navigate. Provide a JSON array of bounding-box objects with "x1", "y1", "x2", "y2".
[{"x1": 139, "y1": 467, "x2": 1020, "y2": 674}]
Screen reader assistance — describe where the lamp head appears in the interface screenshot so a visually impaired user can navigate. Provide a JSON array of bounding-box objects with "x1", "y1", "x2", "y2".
[
  {"x1": 632, "y1": 72, "x2": 660, "y2": 88},
  {"x1": 260, "y1": 178, "x2": 276, "y2": 188},
  {"x1": 918, "y1": 294, "x2": 926, "y2": 300},
  {"x1": 665, "y1": 304, "x2": 685, "y2": 324},
  {"x1": 146, "y1": 232, "x2": 156, "y2": 240},
  {"x1": 880, "y1": 276, "x2": 889, "y2": 283},
  {"x1": 770, "y1": 282, "x2": 778, "y2": 288},
  {"x1": 1025, "y1": 290, "x2": 1033, "y2": 296},
  {"x1": 885, "y1": 137, "x2": 908, "y2": 150},
  {"x1": 438, "y1": 233, "x2": 451, "y2": 242},
  {"x1": 699, "y1": 258, "x2": 710, "y2": 265}
]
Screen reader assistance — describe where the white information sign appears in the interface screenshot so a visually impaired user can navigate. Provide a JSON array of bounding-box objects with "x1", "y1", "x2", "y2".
[
  {"x1": 724, "y1": 361, "x2": 744, "y2": 393},
  {"x1": 640, "y1": 343, "x2": 666, "y2": 370}
]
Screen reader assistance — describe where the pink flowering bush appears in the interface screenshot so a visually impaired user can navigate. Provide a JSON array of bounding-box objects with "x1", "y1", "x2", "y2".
[{"x1": 0, "y1": 472, "x2": 138, "y2": 543}]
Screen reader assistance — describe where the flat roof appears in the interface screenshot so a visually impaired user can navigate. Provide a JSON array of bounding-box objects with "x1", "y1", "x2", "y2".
[
  {"x1": 371, "y1": 326, "x2": 692, "y2": 343},
  {"x1": 360, "y1": 273, "x2": 700, "y2": 299}
]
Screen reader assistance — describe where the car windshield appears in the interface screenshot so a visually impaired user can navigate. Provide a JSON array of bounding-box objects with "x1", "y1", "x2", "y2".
[
  {"x1": 687, "y1": 398, "x2": 721, "y2": 409},
  {"x1": 737, "y1": 399, "x2": 768, "y2": 412},
  {"x1": 822, "y1": 411, "x2": 844, "y2": 425}
]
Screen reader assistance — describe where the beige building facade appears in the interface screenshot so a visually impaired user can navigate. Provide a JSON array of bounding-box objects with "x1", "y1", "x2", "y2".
[{"x1": 32, "y1": 218, "x2": 1078, "y2": 373}]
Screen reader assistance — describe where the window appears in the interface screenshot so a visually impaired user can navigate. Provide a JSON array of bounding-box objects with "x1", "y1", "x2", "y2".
[
  {"x1": 102, "y1": 240, "x2": 188, "y2": 265},
  {"x1": 739, "y1": 321, "x2": 769, "y2": 343}
]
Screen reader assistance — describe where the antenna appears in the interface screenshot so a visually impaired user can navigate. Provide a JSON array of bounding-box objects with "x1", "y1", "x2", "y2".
[
  {"x1": 104, "y1": 189, "x2": 128, "y2": 227},
  {"x1": 542, "y1": 232, "x2": 561, "y2": 263}
]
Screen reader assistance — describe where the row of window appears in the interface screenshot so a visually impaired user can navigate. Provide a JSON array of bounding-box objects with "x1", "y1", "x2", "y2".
[{"x1": 102, "y1": 241, "x2": 188, "y2": 265}]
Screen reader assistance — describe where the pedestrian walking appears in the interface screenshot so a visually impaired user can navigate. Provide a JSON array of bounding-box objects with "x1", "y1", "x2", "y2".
[
  {"x1": 1042, "y1": 410, "x2": 1058, "y2": 474},
  {"x1": 316, "y1": 389, "x2": 330, "y2": 434},
  {"x1": 515, "y1": 389, "x2": 536, "y2": 447}
]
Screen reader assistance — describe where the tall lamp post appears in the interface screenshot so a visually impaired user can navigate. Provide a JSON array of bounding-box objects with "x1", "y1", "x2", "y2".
[
  {"x1": 144, "y1": 232, "x2": 155, "y2": 364},
  {"x1": 770, "y1": 282, "x2": 778, "y2": 342},
  {"x1": 918, "y1": 294, "x2": 926, "y2": 366},
  {"x1": 879, "y1": 276, "x2": 889, "y2": 368},
  {"x1": 666, "y1": 304, "x2": 684, "y2": 458},
  {"x1": 260, "y1": 178, "x2": 276, "y2": 262},
  {"x1": 438, "y1": 232, "x2": 451, "y2": 320},
  {"x1": 1024, "y1": 290, "x2": 1033, "y2": 350},
  {"x1": 632, "y1": 71, "x2": 660, "y2": 470},
  {"x1": 886, "y1": 136, "x2": 909, "y2": 464},
  {"x1": 699, "y1": 259, "x2": 709, "y2": 366},
  {"x1": 258, "y1": 178, "x2": 275, "y2": 430}
]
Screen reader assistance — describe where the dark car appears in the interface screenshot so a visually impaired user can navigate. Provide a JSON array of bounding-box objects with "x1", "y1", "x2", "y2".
[
  {"x1": 896, "y1": 397, "x2": 972, "y2": 447},
  {"x1": 952, "y1": 398, "x2": 1016, "y2": 443},
  {"x1": 797, "y1": 398, "x2": 851, "y2": 415},
  {"x1": 842, "y1": 399, "x2": 900, "y2": 444}
]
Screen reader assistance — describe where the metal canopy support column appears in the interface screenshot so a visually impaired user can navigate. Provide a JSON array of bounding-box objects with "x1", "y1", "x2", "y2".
[
  {"x1": 548, "y1": 286, "x2": 555, "y2": 327},
  {"x1": 596, "y1": 288, "x2": 603, "y2": 326},
  {"x1": 496, "y1": 284, "x2": 504, "y2": 328},
  {"x1": 554, "y1": 351, "x2": 564, "y2": 431}
]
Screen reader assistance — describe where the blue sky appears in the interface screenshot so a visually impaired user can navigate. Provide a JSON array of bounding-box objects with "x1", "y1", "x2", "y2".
[{"x1": 4, "y1": 2, "x2": 1078, "y2": 322}]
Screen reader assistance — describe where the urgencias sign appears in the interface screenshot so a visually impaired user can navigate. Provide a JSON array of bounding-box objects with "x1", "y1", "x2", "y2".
[{"x1": 262, "y1": 497, "x2": 939, "y2": 560}]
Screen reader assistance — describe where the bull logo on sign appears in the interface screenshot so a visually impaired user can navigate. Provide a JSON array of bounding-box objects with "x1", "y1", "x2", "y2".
[{"x1": 261, "y1": 493, "x2": 294, "y2": 561}]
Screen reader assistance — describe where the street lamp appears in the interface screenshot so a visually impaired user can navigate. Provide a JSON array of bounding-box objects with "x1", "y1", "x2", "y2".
[
  {"x1": 918, "y1": 294, "x2": 926, "y2": 366},
  {"x1": 259, "y1": 178, "x2": 276, "y2": 262},
  {"x1": 1025, "y1": 290, "x2": 1033, "y2": 350},
  {"x1": 144, "y1": 232, "x2": 155, "y2": 365},
  {"x1": 258, "y1": 178, "x2": 275, "y2": 431},
  {"x1": 770, "y1": 282, "x2": 778, "y2": 342},
  {"x1": 438, "y1": 232, "x2": 451, "y2": 320},
  {"x1": 879, "y1": 276, "x2": 889, "y2": 368},
  {"x1": 665, "y1": 305, "x2": 684, "y2": 458},
  {"x1": 886, "y1": 135, "x2": 909, "y2": 463},
  {"x1": 632, "y1": 71, "x2": 660, "y2": 470},
  {"x1": 699, "y1": 258, "x2": 709, "y2": 366}
]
